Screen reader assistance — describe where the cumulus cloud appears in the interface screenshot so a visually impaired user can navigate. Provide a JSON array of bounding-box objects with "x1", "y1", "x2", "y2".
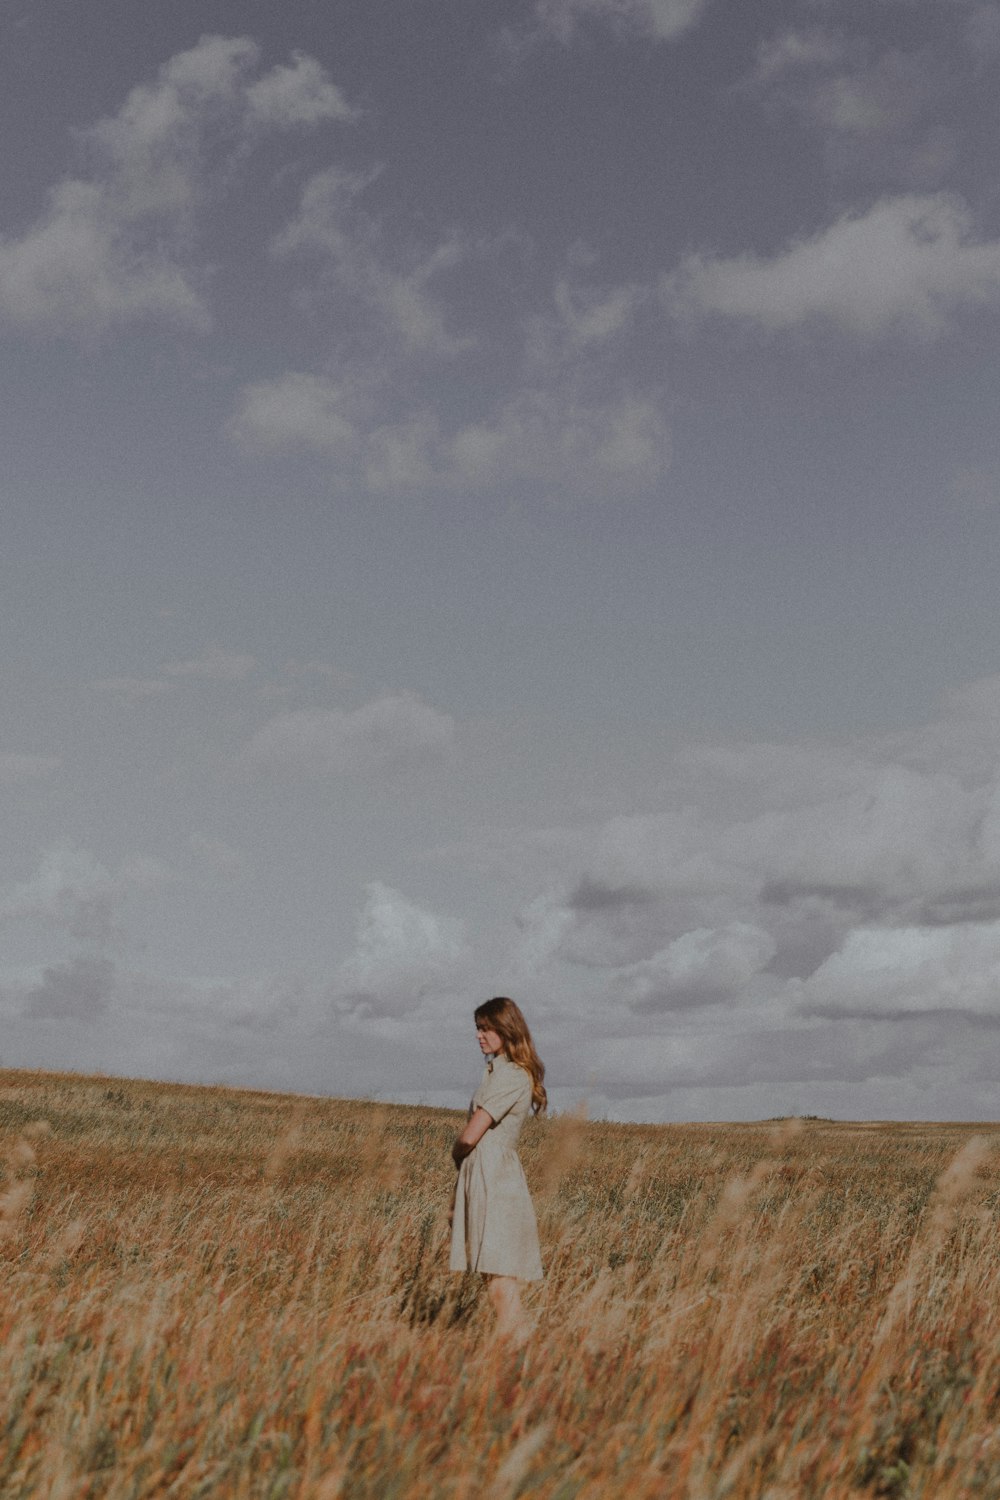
[
  {"x1": 25, "y1": 955, "x2": 117, "y2": 1020},
  {"x1": 799, "y1": 923, "x2": 1000, "y2": 1020},
  {"x1": 747, "y1": 23, "x2": 963, "y2": 187},
  {"x1": 235, "y1": 211, "x2": 668, "y2": 500},
  {"x1": 0, "y1": 957, "x2": 463, "y2": 1099},
  {"x1": 542, "y1": 277, "x2": 644, "y2": 354},
  {"x1": 0, "y1": 844, "x2": 171, "y2": 947},
  {"x1": 752, "y1": 28, "x2": 850, "y2": 88},
  {"x1": 334, "y1": 882, "x2": 469, "y2": 1018},
  {"x1": 496, "y1": 674, "x2": 1000, "y2": 1081},
  {"x1": 271, "y1": 166, "x2": 470, "y2": 358},
  {"x1": 413, "y1": 385, "x2": 669, "y2": 496},
  {"x1": 230, "y1": 371, "x2": 366, "y2": 458},
  {"x1": 520, "y1": 0, "x2": 711, "y2": 46},
  {"x1": 232, "y1": 372, "x2": 670, "y2": 497},
  {"x1": 243, "y1": 693, "x2": 455, "y2": 778},
  {"x1": 618, "y1": 924, "x2": 777, "y2": 1012},
  {"x1": 663, "y1": 194, "x2": 1000, "y2": 339},
  {"x1": 244, "y1": 51, "x2": 357, "y2": 128},
  {"x1": 83, "y1": 34, "x2": 261, "y2": 221},
  {"x1": 0, "y1": 35, "x2": 354, "y2": 335},
  {"x1": 806, "y1": 51, "x2": 942, "y2": 143},
  {"x1": 13, "y1": 671, "x2": 1000, "y2": 1110},
  {"x1": 752, "y1": 30, "x2": 938, "y2": 134},
  {"x1": 1, "y1": 845, "x2": 123, "y2": 945},
  {"x1": 0, "y1": 179, "x2": 210, "y2": 334}
]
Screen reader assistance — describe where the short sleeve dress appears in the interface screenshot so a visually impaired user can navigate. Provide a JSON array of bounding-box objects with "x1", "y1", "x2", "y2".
[{"x1": 449, "y1": 1054, "x2": 543, "y2": 1281}]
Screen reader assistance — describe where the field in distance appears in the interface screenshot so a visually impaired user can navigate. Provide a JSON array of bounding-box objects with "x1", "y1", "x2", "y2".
[{"x1": 2, "y1": 1068, "x2": 999, "y2": 1499}]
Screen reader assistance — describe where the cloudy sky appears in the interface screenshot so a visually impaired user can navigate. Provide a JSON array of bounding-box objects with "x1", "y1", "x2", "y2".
[{"x1": 3, "y1": 0, "x2": 1000, "y2": 1121}]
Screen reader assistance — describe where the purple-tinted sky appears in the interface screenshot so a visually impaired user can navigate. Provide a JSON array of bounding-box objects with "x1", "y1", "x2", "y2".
[{"x1": 4, "y1": 0, "x2": 1000, "y2": 1119}]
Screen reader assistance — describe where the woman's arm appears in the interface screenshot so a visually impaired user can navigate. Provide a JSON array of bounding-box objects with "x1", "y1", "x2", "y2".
[{"x1": 452, "y1": 1106, "x2": 494, "y2": 1166}]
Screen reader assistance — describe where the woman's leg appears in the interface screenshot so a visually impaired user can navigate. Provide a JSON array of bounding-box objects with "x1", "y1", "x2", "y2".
[{"x1": 487, "y1": 1276, "x2": 533, "y2": 1344}]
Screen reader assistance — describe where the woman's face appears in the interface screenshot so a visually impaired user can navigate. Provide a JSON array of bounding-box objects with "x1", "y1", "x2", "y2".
[{"x1": 476, "y1": 1023, "x2": 504, "y2": 1057}]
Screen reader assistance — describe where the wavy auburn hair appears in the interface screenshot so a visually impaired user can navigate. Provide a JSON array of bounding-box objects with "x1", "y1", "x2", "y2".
[{"x1": 474, "y1": 996, "x2": 547, "y2": 1115}]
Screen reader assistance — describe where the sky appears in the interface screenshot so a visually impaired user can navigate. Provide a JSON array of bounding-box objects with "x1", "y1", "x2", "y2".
[{"x1": 3, "y1": 0, "x2": 1000, "y2": 1121}]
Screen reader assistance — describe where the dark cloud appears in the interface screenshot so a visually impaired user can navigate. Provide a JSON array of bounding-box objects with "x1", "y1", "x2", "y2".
[
  {"x1": 25, "y1": 956, "x2": 116, "y2": 1020},
  {"x1": 568, "y1": 876, "x2": 659, "y2": 913},
  {"x1": 917, "y1": 883, "x2": 1000, "y2": 927}
]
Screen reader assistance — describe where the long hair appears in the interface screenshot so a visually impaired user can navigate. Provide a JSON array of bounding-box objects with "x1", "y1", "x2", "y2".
[{"x1": 474, "y1": 996, "x2": 547, "y2": 1115}]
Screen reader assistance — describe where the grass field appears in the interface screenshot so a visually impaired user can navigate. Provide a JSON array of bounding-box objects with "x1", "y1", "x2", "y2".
[{"x1": 2, "y1": 1068, "x2": 999, "y2": 1498}]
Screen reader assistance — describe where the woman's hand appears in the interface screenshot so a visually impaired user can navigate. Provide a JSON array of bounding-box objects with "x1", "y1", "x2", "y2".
[{"x1": 451, "y1": 1106, "x2": 494, "y2": 1167}]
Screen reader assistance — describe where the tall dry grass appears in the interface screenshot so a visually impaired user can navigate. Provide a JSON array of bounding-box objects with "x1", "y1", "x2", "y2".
[{"x1": 2, "y1": 1068, "x2": 999, "y2": 1498}]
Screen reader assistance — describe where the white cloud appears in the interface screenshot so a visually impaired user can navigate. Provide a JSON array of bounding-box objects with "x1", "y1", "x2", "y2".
[
  {"x1": 0, "y1": 753, "x2": 60, "y2": 783},
  {"x1": 521, "y1": 269, "x2": 645, "y2": 373},
  {"x1": 1, "y1": 844, "x2": 120, "y2": 943},
  {"x1": 237, "y1": 212, "x2": 666, "y2": 500},
  {"x1": 163, "y1": 644, "x2": 258, "y2": 681},
  {"x1": 800, "y1": 923, "x2": 1000, "y2": 1018},
  {"x1": 11, "y1": 674, "x2": 1000, "y2": 1109},
  {"x1": 527, "y1": 0, "x2": 711, "y2": 45},
  {"x1": 269, "y1": 165, "x2": 373, "y2": 258},
  {"x1": 748, "y1": 25, "x2": 964, "y2": 188},
  {"x1": 550, "y1": 277, "x2": 642, "y2": 350},
  {"x1": 0, "y1": 844, "x2": 173, "y2": 949},
  {"x1": 809, "y1": 50, "x2": 940, "y2": 139},
  {"x1": 84, "y1": 35, "x2": 261, "y2": 222},
  {"x1": 445, "y1": 386, "x2": 670, "y2": 495},
  {"x1": 335, "y1": 882, "x2": 469, "y2": 1018},
  {"x1": 752, "y1": 28, "x2": 849, "y2": 87},
  {"x1": 243, "y1": 693, "x2": 455, "y2": 778},
  {"x1": 229, "y1": 372, "x2": 365, "y2": 458},
  {"x1": 619, "y1": 923, "x2": 777, "y2": 1011},
  {"x1": 751, "y1": 30, "x2": 937, "y2": 137},
  {"x1": 663, "y1": 194, "x2": 1000, "y2": 338},
  {"x1": 245, "y1": 51, "x2": 358, "y2": 128},
  {"x1": 272, "y1": 167, "x2": 470, "y2": 358},
  {"x1": 0, "y1": 179, "x2": 210, "y2": 334},
  {"x1": 366, "y1": 387, "x2": 670, "y2": 497},
  {"x1": 362, "y1": 411, "x2": 440, "y2": 492},
  {"x1": 0, "y1": 36, "x2": 354, "y2": 336},
  {"x1": 0, "y1": 958, "x2": 460, "y2": 1099},
  {"x1": 232, "y1": 374, "x2": 670, "y2": 497},
  {"x1": 489, "y1": 675, "x2": 1000, "y2": 1061}
]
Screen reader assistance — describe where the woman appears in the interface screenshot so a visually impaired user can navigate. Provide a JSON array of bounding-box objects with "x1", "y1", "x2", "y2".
[{"x1": 449, "y1": 996, "x2": 546, "y2": 1342}]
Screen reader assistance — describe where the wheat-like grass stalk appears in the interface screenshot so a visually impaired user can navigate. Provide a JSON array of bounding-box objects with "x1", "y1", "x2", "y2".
[{"x1": 2, "y1": 1070, "x2": 998, "y2": 1497}]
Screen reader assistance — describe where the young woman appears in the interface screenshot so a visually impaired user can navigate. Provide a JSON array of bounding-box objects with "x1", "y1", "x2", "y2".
[{"x1": 449, "y1": 996, "x2": 546, "y2": 1342}]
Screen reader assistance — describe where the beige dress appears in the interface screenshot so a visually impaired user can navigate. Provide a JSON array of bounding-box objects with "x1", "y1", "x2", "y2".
[{"x1": 449, "y1": 1055, "x2": 543, "y2": 1281}]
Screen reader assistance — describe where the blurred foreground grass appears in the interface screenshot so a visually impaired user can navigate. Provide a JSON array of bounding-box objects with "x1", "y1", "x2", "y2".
[{"x1": 2, "y1": 1068, "x2": 999, "y2": 1498}]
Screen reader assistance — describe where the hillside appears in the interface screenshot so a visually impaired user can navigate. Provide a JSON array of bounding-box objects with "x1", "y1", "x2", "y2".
[{"x1": 2, "y1": 1069, "x2": 998, "y2": 1498}]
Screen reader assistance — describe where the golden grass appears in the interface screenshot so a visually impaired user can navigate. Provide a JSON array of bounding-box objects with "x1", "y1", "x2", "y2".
[{"x1": 2, "y1": 1068, "x2": 999, "y2": 1498}]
